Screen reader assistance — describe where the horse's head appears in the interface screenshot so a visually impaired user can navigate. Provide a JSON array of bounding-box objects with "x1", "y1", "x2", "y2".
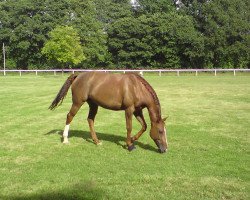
[{"x1": 150, "y1": 117, "x2": 168, "y2": 153}]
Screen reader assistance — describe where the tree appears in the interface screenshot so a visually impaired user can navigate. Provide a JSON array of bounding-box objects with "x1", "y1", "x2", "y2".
[
  {"x1": 69, "y1": 0, "x2": 109, "y2": 68},
  {"x1": 0, "y1": 0, "x2": 50, "y2": 69},
  {"x1": 135, "y1": 0, "x2": 175, "y2": 14},
  {"x1": 0, "y1": 0, "x2": 109, "y2": 69},
  {"x1": 180, "y1": 0, "x2": 250, "y2": 68},
  {"x1": 94, "y1": 0, "x2": 133, "y2": 25},
  {"x1": 1, "y1": 0, "x2": 248, "y2": 69},
  {"x1": 0, "y1": 0, "x2": 77, "y2": 69},
  {"x1": 42, "y1": 26, "x2": 85, "y2": 68},
  {"x1": 108, "y1": 12, "x2": 203, "y2": 68}
]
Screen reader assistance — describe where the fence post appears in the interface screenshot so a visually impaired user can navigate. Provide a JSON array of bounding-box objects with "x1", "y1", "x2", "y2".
[
  {"x1": 139, "y1": 71, "x2": 143, "y2": 76},
  {"x1": 159, "y1": 70, "x2": 162, "y2": 76},
  {"x1": 196, "y1": 70, "x2": 198, "y2": 76},
  {"x1": 35, "y1": 70, "x2": 38, "y2": 76},
  {"x1": 3, "y1": 43, "x2": 6, "y2": 76},
  {"x1": 54, "y1": 70, "x2": 56, "y2": 76},
  {"x1": 177, "y1": 70, "x2": 180, "y2": 76},
  {"x1": 19, "y1": 71, "x2": 22, "y2": 76},
  {"x1": 234, "y1": 70, "x2": 236, "y2": 76},
  {"x1": 214, "y1": 70, "x2": 217, "y2": 76}
]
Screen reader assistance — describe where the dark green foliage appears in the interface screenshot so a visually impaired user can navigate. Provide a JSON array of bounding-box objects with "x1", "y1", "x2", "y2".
[
  {"x1": 67, "y1": 0, "x2": 108, "y2": 68},
  {"x1": 108, "y1": 13, "x2": 203, "y2": 68},
  {"x1": 136, "y1": 0, "x2": 175, "y2": 14},
  {"x1": 0, "y1": 0, "x2": 107, "y2": 69},
  {"x1": 0, "y1": 0, "x2": 51, "y2": 69},
  {"x1": 180, "y1": 0, "x2": 250, "y2": 68},
  {"x1": 0, "y1": 0, "x2": 249, "y2": 69}
]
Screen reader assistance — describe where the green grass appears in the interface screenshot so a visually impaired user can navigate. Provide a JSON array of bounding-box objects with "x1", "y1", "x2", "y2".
[{"x1": 0, "y1": 75, "x2": 249, "y2": 200}]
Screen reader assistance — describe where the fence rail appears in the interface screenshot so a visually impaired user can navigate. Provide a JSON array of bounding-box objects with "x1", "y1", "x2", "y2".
[{"x1": 0, "y1": 69, "x2": 250, "y2": 76}]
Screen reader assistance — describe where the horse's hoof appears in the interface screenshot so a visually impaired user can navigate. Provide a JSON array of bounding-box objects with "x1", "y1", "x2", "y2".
[
  {"x1": 62, "y1": 138, "x2": 69, "y2": 144},
  {"x1": 128, "y1": 144, "x2": 136, "y2": 151},
  {"x1": 94, "y1": 139, "x2": 102, "y2": 145}
]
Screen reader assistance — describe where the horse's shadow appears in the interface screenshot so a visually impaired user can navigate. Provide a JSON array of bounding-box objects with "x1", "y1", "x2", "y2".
[{"x1": 46, "y1": 129, "x2": 158, "y2": 153}]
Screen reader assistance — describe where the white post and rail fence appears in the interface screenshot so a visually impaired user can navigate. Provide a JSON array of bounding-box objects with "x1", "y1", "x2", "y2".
[{"x1": 0, "y1": 68, "x2": 249, "y2": 76}]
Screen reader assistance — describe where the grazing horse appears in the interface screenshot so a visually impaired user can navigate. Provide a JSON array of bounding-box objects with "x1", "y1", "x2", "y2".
[{"x1": 49, "y1": 72, "x2": 168, "y2": 153}]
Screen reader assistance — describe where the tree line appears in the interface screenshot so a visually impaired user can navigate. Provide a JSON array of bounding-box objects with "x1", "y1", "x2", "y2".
[{"x1": 0, "y1": 0, "x2": 249, "y2": 69}]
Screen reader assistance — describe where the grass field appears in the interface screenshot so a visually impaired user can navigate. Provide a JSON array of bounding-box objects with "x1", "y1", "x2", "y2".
[{"x1": 0, "y1": 74, "x2": 249, "y2": 200}]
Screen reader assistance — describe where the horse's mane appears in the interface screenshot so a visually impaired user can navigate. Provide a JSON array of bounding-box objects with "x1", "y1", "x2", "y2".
[{"x1": 133, "y1": 73, "x2": 161, "y2": 121}]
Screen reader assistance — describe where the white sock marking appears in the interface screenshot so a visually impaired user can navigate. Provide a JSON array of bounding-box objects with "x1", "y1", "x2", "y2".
[{"x1": 63, "y1": 124, "x2": 70, "y2": 139}]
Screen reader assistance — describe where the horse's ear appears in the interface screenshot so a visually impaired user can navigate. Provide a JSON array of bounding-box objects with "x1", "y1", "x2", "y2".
[{"x1": 162, "y1": 116, "x2": 169, "y2": 122}]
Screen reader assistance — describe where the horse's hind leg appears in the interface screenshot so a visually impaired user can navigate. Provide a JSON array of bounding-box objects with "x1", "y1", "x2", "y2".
[
  {"x1": 63, "y1": 103, "x2": 82, "y2": 144},
  {"x1": 131, "y1": 109, "x2": 147, "y2": 142},
  {"x1": 87, "y1": 101, "x2": 101, "y2": 145}
]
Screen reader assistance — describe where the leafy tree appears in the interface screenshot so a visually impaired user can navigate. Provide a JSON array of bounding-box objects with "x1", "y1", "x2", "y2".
[
  {"x1": 180, "y1": 0, "x2": 250, "y2": 68},
  {"x1": 42, "y1": 26, "x2": 85, "y2": 68},
  {"x1": 0, "y1": 0, "x2": 77, "y2": 69},
  {"x1": 90, "y1": 0, "x2": 134, "y2": 68},
  {"x1": 108, "y1": 12, "x2": 203, "y2": 68},
  {"x1": 69, "y1": 0, "x2": 109, "y2": 68},
  {"x1": 94, "y1": 0, "x2": 133, "y2": 25},
  {"x1": 135, "y1": 0, "x2": 175, "y2": 14},
  {"x1": 0, "y1": 0, "x2": 49, "y2": 69},
  {"x1": 1, "y1": 0, "x2": 249, "y2": 69},
  {"x1": 0, "y1": 0, "x2": 108, "y2": 69}
]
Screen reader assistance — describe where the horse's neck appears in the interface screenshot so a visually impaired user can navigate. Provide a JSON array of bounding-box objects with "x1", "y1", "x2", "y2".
[
  {"x1": 135, "y1": 74, "x2": 161, "y2": 122},
  {"x1": 147, "y1": 104, "x2": 161, "y2": 123}
]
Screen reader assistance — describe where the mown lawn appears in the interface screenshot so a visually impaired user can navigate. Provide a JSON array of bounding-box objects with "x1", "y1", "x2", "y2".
[{"x1": 0, "y1": 74, "x2": 249, "y2": 200}]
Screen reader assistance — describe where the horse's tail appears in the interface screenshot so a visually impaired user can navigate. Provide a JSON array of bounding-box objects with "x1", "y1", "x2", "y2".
[{"x1": 49, "y1": 74, "x2": 78, "y2": 110}]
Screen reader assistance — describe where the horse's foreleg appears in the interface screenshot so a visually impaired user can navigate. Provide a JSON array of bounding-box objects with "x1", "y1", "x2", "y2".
[
  {"x1": 87, "y1": 101, "x2": 101, "y2": 145},
  {"x1": 131, "y1": 110, "x2": 147, "y2": 142},
  {"x1": 63, "y1": 103, "x2": 81, "y2": 144},
  {"x1": 125, "y1": 108, "x2": 135, "y2": 151}
]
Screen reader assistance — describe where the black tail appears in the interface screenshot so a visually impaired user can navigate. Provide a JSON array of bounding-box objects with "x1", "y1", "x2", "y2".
[{"x1": 49, "y1": 74, "x2": 78, "y2": 110}]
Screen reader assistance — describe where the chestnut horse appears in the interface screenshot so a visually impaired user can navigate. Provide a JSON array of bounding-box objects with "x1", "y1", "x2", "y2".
[{"x1": 49, "y1": 72, "x2": 168, "y2": 153}]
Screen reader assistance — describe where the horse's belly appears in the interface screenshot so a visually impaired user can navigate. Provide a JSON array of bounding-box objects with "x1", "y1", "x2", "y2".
[
  {"x1": 88, "y1": 91, "x2": 125, "y2": 111},
  {"x1": 91, "y1": 98, "x2": 124, "y2": 110}
]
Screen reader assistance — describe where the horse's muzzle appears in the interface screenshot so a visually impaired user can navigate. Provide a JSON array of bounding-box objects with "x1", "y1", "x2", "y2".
[
  {"x1": 154, "y1": 140, "x2": 167, "y2": 153},
  {"x1": 158, "y1": 148, "x2": 167, "y2": 153}
]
